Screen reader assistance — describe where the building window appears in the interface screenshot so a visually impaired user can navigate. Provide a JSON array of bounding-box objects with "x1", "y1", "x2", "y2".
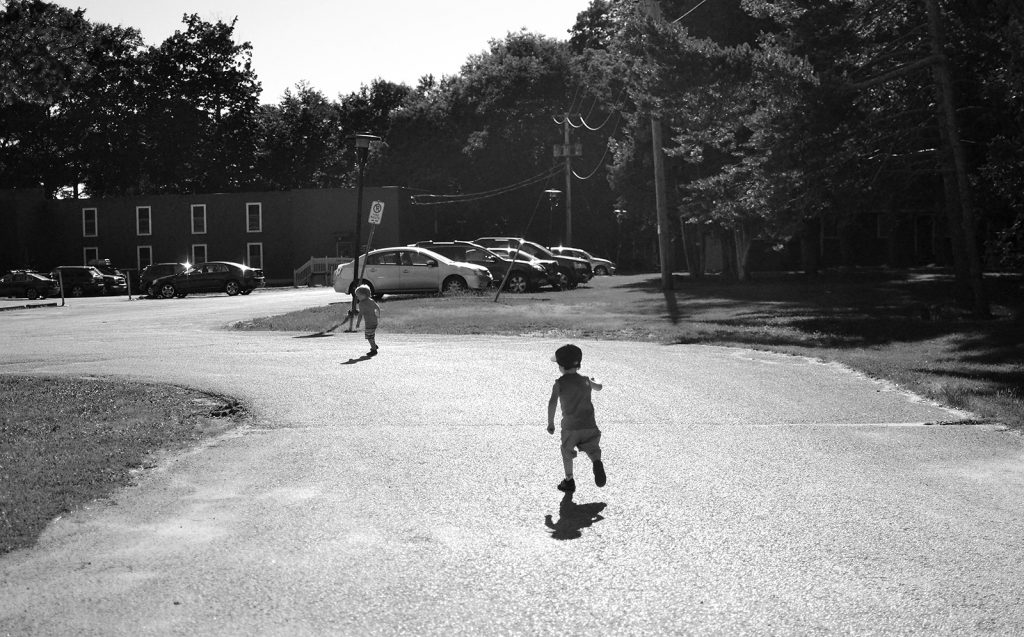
[
  {"x1": 82, "y1": 208, "x2": 98, "y2": 237},
  {"x1": 138, "y1": 245, "x2": 153, "y2": 270},
  {"x1": 83, "y1": 247, "x2": 99, "y2": 264},
  {"x1": 246, "y1": 202, "x2": 262, "y2": 233},
  {"x1": 137, "y1": 206, "x2": 152, "y2": 236},
  {"x1": 191, "y1": 204, "x2": 207, "y2": 234},
  {"x1": 192, "y1": 243, "x2": 207, "y2": 264},
  {"x1": 247, "y1": 242, "x2": 263, "y2": 269}
]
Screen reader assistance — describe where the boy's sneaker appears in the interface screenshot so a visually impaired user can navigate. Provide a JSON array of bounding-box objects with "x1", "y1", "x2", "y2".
[
  {"x1": 556, "y1": 478, "x2": 576, "y2": 492},
  {"x1": 593, "y1": 460, "x2": 606, "y2": 487}
]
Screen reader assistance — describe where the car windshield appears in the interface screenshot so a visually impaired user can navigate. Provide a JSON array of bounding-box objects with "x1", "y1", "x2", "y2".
[{"x1": 522, "y1": 242, "x2": 555, "y2": 259}]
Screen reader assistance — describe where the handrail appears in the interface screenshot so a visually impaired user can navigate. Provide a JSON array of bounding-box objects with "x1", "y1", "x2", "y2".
[{"x1": 293, "y1": 256, "x2": 347, "y2": 286}]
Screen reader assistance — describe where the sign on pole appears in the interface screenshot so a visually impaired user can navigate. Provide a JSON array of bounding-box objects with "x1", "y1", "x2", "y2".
[{"x1": 368, "y1": 201, "x2": 385, "y2": 225}]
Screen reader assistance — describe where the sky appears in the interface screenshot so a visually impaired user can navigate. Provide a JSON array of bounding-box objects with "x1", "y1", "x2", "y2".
[{"x1": 54, "y1": 0, "x2": 594, "y2": 104}]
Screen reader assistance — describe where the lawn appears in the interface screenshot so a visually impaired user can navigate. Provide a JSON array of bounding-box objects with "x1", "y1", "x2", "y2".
[
  {"x1": 0, "y1": 378, "x2": 246, "y2": 555},
  {"x1": 237, "y1": 269, "x2": 1023, "y2": 431}
]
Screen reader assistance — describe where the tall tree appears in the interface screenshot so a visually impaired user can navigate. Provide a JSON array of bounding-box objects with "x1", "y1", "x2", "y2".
[
  {"x1": 255, "y1": 82, "x2": 346, "y2": 190},
  {"x1": 135, "y1": 14, "x2": 261, "y2": 193}
]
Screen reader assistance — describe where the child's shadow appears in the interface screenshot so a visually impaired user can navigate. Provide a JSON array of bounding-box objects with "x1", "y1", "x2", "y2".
[
  {"x1": 544, "y1": 492, "x2": 606, "y2": 540},
  {"x1": 341, "y1": 354, "x2": 374, "y2": 365}
]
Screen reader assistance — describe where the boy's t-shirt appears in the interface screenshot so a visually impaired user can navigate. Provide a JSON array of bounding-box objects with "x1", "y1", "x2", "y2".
[
  {"x1": 552, "y1": 373, "x2": 598, "y2": 431},
  {"x1": 357, "y1": 297, "x2": 379, "y2": 329}
]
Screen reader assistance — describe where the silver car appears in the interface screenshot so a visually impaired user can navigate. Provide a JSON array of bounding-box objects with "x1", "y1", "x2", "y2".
[
  {"x1": 549, "y1": 246, "x2": 616, "y2": 275},
  {"x1": 333, "y1": 246, "x2": 493, "y2": 297}
]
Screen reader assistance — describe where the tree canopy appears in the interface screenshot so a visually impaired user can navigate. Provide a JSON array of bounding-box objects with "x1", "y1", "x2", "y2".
[{"x1": 2, "y1": 0, "x2": 1021, "y2": 299}]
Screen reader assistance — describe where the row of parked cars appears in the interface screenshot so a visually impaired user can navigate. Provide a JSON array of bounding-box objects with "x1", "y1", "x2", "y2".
[
  {"x1": 1, "y1": 260, "x2": 265, "y2": 300},
  {"x1": 0, "y1": 263, "x2": 127, "y2": 300},
  {"x1": 332, "y1": 237, "x2": 615, "y2": 298}
]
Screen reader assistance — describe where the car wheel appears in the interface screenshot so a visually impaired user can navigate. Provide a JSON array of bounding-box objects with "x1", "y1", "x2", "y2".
[
  {"x1": 225, "y1": 280, "x2": 241, "y2": 296},
  {"x1": 553, "y1": 272, "x2": 569, "y2": 291},
  {"x1": 159, "y1": 283, "x2": 177, "y2": 299},
  {"x1": 442, "y1": 276, "x2": 467, "y2": 294},
  {"x1": 594, "y1": 265, "x2": 608, "y2": 276},
  {"x1": 561, "y1": 269, "x2": 579, "y2": 290},
  {"x1": 26, "y1": 288, "x2": 39, "y2": 300},
  {"x1": 147, "y1": 284, "x2": 158, "y2": 298},
  {"x1": 70, "y1": 285, "x2": 85, "y2": 297},
  {"x1": 505, "y1": 272, "x2": 529, "y2": 294}
]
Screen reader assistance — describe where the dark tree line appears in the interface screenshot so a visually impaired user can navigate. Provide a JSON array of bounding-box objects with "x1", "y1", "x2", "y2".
[{"x1": 2, "y1": 0, "x2": 1022, "y2": 310}]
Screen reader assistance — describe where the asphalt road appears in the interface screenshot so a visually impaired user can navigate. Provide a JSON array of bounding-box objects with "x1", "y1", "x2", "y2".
[{"x1": 1, "y1": 288, "x2": 1022, "y2": 636}]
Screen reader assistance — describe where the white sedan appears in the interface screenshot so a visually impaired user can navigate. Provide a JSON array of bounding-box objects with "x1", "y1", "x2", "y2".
[{"x1": 333, "y1": 246, "x2": 493, "y2": 297}]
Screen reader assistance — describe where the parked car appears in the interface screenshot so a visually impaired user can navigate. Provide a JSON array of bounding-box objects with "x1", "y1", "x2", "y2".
[
  {"x1": 549, "y1": 246, "x2": 616, "y2": 275},
  {"x1": 141, "y1": 262, "x2": 189, "y2": 296},
  {"x1": 486, "y1": 248, "x2": 564, "y2": 290},
  {"x1": 411, "y1": 240, "x2": 550, "y2": 293},
  {"x1": 475, "y1": 237, "x2": 593, "y2": 288},
  {"x1": 51, "y1": 265, "x2": 107, "y2": 297},
  {"x1": 150, "y1": 261, "x2": 265, "y2": 299},
  {"x1": 86, "y1": 259, "x2": 129, "y2": 294},
  {"x1": 333, "y1": 246, "x2": 493, "y2": 297},
  {"x1": 0, "y1": 270, "x2": 60, "y2": 300}
]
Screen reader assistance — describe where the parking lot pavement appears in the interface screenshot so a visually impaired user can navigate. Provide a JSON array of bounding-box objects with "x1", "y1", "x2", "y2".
[{"x1": 1, "y1": 289, "x2": 1022, "y2": 636}]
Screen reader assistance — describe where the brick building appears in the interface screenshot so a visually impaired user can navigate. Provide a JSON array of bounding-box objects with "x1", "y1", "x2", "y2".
[{"x1": 1, "y1": 187, "x2": 427, "y2": 284}]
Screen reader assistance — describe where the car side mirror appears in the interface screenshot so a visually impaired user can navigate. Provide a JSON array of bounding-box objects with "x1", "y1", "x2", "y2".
[{"x1": 427, "y1": 260, "x2": 438, "y2": 268}]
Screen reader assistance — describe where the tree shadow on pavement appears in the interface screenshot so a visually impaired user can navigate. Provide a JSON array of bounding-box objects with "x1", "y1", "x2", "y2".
[{"x1": 544, "y1": 492, "x2": 606, "y2": 540}]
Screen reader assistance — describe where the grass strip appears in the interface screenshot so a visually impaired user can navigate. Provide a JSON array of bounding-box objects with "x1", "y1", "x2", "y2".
[{"x1": 0, "y1": 377, "x2": 245, "y2": 555}]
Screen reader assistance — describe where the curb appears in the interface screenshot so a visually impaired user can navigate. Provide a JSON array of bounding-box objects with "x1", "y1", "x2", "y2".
[{"x1": 0, "y1": 301, "x2": 59, "y2": 312}]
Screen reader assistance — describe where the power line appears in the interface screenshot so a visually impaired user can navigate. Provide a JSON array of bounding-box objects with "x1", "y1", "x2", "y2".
[
  {"x1": 577, "y1": 109, "x2": 617, "y2": 131},
  {"x1": 572, "y1": 112, "x2": 623, "y2": 180},
  {"x1": 671, "y1": 0, "x2": 712, "y2": 24},
  {"x1": 410, "y1": 166, "x2": 562, "y2": 206}
]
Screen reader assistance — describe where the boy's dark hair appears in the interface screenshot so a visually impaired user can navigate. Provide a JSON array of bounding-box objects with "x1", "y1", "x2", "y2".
[{"x1": 553, "y1": 344, "x2": 583, "y2": 369}]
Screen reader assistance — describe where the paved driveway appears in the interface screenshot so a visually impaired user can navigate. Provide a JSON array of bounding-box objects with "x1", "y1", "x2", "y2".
[{"x1": 1, "y1": 289, "x2": 1022, "y2": 636}]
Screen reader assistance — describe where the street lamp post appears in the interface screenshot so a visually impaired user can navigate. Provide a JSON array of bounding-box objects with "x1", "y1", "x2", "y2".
[{"x1": 346, "y1": 132, "x2": 380, "y2": 326}]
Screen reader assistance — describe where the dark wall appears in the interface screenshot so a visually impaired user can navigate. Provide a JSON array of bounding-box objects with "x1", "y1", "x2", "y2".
[{"x1": 36, "y1": 187, "x2": 410, "y2": 282}]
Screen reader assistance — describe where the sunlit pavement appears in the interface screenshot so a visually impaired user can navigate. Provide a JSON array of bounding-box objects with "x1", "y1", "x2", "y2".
[{"x1": 1, "y1": 288, "x2": 1022, "y2": 635}]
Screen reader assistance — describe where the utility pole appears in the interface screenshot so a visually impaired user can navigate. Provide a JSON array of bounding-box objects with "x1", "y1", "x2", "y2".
[
  {"x1": 553, "y1": 117, "x2": 582, "y2": 245},
  {"x1": 641, "y1": 0, "x2": 674, "y2": 290},
  {"x1": 563, "y1": 113, "x2": 573, "y2": 245}
]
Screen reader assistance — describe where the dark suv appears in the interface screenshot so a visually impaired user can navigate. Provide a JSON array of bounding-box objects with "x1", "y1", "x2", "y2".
[
  {"x1": 86, "y1": 259, "x2": 128, "y2": 294},
  {"x1": 474, "y1": 237, "x2": 592, "y2": 289},
  {"x1": 51, "y1": 266, "x2": 107, "y2": 297},
  {"x1": 412, "y1": 240, "x2": 550, "y2": 293}
]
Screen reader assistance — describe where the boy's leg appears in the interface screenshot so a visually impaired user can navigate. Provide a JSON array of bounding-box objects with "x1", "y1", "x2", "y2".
[
  {"x1": 365, "y1": 328, "x2": 378, "y2": 354},
  {"x1": 577, "y1": 430, "x2": 606, "y2": 487},
  {"x1": 558, "y1": 430, "x2": 577, "y2": 491}
]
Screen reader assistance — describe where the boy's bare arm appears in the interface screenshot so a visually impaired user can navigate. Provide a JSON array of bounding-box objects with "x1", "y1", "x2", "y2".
[
  {"x1": 547, "y1": 385, "x2": 558, "y2": 434},
  {"x1": 590, "y1": 377, "x2": 603, "y2": 391}
]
